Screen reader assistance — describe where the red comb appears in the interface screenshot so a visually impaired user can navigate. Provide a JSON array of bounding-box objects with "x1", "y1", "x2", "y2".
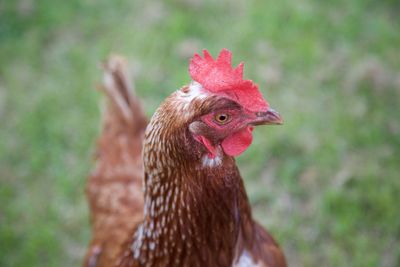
[{"x1": 189, "y1": 49, "x2": 269, "y2": 112}]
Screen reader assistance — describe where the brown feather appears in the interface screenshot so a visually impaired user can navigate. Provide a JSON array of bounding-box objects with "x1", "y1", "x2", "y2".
[{"x1": 83, "y1": 55, "x2": 147, "y2": 267}]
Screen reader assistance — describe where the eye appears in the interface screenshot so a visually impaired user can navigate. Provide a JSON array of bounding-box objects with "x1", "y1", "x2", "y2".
[{"x1": 214, "y1": 113, "x2": 231, "y2": 124}]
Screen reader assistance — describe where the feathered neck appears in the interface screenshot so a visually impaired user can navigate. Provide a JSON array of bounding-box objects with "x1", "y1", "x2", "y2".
[{"x1": 124, "y1": 90, "x2": 255, "y2": 267}]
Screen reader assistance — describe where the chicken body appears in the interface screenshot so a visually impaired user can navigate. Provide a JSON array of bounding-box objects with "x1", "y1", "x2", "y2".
[
  {"x1": 84, "y1": 55, "x2": 286, "y2": 267},
  {"x1": 84, "y1": 57, "x2": 147, "y2": 267}
]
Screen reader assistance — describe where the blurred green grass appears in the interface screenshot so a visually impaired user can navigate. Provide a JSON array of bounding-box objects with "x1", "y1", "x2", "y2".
[{"x1": 1, "y1": 0, "x2": 400, "y2": 266}]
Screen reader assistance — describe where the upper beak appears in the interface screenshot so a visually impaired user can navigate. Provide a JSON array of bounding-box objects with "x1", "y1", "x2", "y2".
[{"x1": 251, "y1": 108, "x2": 283, "y2": 126}]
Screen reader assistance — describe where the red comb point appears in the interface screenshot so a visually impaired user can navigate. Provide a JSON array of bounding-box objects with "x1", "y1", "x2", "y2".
[{"x1": 189, "y1": 48, "x2": 269, "y2": 112}]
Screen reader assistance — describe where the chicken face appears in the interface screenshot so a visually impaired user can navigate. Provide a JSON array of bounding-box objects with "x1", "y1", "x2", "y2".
[{"x1": 189, "y1": 97, "x2": 282, "y2": 158}]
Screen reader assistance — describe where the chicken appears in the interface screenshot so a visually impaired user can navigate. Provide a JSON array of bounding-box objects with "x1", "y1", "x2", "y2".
[{"x1": 84, "y1": 49, "x2": 287, "y2": 267}]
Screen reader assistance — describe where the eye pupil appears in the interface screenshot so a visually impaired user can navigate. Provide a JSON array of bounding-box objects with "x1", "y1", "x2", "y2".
[{"x1": 219, "y1": 115, "x2": 226, "y2": 121}]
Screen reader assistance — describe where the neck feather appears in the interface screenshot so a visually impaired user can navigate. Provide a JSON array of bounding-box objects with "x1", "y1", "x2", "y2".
[{"x1": 129, "y1": 90, "x2": 254, "y2": 267}]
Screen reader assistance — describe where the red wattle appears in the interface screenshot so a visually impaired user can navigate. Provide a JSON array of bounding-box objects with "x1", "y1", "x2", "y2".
[{"x1": 221, "y1": 126, "x2": 253, "y2": 156}]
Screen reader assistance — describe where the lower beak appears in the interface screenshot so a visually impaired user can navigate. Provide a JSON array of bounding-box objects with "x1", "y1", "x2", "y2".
[{"x1": 252, "y1": 108, "x2": 283, "y2": 125}]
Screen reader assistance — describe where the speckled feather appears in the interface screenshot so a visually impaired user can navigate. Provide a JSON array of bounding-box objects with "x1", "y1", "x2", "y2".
[{"x1": 84, "y1": 55, "x2": 286, "y2": 267}]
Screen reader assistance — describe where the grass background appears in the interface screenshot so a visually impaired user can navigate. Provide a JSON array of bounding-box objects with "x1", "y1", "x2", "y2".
[{"x1": 1, "y1": 0, "x2": 400, "y2": 266}]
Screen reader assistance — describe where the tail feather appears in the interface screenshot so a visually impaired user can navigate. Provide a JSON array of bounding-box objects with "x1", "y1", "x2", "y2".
[
  {"x1": 98, "y1": 55, "x2": 147, "y2": 131},
  {"x1": 84, "y1": 55, "x2": 147, "y2": 267}
]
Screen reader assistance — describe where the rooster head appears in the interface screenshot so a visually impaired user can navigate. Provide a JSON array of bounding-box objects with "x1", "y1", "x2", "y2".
[{"x1": 182, "y1": 49, "x2": 283, "y2": 159}]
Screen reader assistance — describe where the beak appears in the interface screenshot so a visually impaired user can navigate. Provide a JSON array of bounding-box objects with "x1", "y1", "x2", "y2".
[{"x1": 251, "y1": 108, "x2": 283, "y2": 126}]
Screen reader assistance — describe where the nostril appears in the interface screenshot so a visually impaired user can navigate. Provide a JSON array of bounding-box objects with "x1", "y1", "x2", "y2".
[{"x1": 256, "y1": 111, "x2": 268, "y2": 117}]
